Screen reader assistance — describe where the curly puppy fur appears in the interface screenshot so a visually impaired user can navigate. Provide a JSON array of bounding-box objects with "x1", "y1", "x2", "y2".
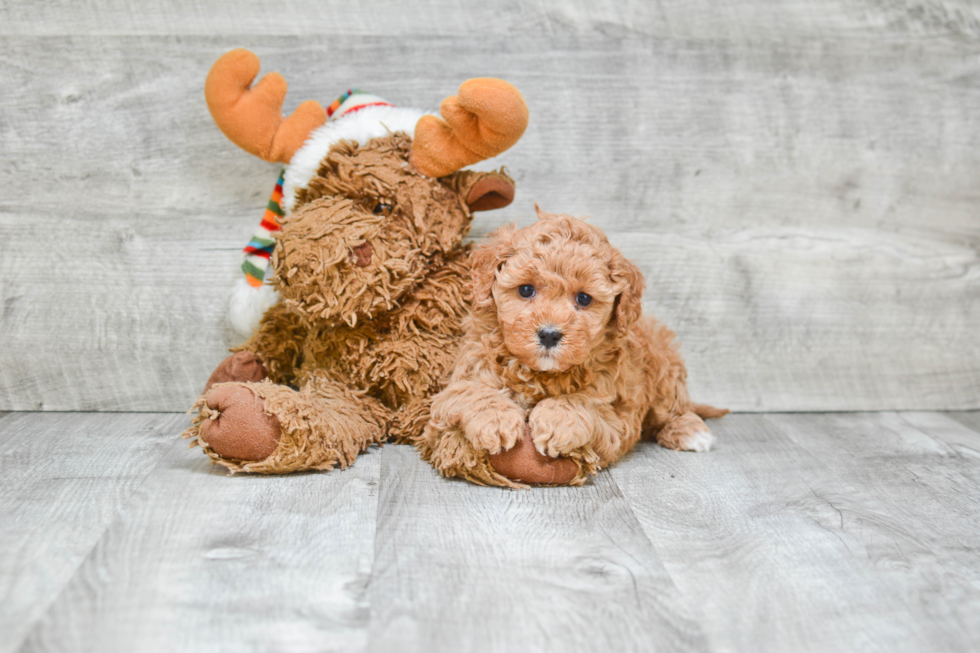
[
  {"x1": 418, "y1": 208, "x2": 725, "y2": 487},
  {"x1": 183, "y1": 134, "x2": 514, "y2": 473}
]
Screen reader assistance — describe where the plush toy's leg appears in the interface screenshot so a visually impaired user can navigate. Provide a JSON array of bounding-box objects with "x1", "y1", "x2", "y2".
[
  {"x1": 488, "y1": 425, "x2": 581, "y2": 486},
  {"x1": 197, "y1": 383, "x2": 281, "y2": 460},
  {"x1": 203, "y1": 351, "x2": 267, "y2": 392},
  {"x1": 234, "y1": 301, "x2": 308, "y2": 385},
  {"x1": 416, "y1": 422, "x2": 594, "y2": 488},
  {"x1": 388, "y1": 396, "x2": 432, "y2": 445},
  {"x1": 183, "y1": 376, "x2": 389, "y2": 473},
  {"x1": 655, "y1": 411, "x2": 715, "y2": 453},
  {"x1": 416, "y1": 419, "x2": 527, "y2": 488}
]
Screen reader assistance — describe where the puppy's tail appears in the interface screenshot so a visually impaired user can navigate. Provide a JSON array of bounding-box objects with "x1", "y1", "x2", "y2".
[{"x1": 692, "y1": 403, "x2": 730, "y2": 420}]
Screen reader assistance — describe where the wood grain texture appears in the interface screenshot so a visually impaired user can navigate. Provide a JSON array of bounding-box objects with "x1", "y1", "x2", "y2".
[
  {"x1": 946, "y1": 411, "x2": 980, "y2": 437},
  {"x1": 2, "y1": 0, "x2": 978, "y2": 39},
  {"x1": 766, "y1": 412, "x2": 980, "y2": 649},
  {"x1": 2, "y1": 411, "x2": 980, "y2": 651},
  {"x1": 0, "y1": 412, "x2": 180, "y2": 653},
  {"x1": 17, "y1": 423, "x2": 383, "y2": 653},
  {"x1": 610, "y1": 413, "x2": 980, "y2": 652},
  {"x1": 365, "y1": 444, "x2": 707, "y2": 653},
  {"x1": 0, "y1": 209, "x2": 251, "y2": 411},
  {"x1": 1, "y1": 7, "x2": 979, "y2": 412}
]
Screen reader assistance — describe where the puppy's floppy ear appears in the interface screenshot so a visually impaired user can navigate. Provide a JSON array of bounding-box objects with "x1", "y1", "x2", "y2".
[
  {"x1": 469, "y1": 224, "x2": 517, "y2": 321},
  {"x1": 452, "y1": 169, "x2": 516, "y2": 212},
  {"x1": 609, "y1": 250, "x2": 645, "y2": 336}
]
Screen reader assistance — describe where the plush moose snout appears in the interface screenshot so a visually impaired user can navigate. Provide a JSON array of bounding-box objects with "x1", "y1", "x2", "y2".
[
  {"x1": 351, "y1": 242, "x2": 373, "y2": 267},
  {"x1": 273, "y1": 193, "x2": 424, "y2": 325}
]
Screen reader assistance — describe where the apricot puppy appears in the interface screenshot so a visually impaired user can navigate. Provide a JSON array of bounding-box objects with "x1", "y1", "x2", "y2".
[{"x1": 417, "y1": 208, "x2": 726, "y2": 487}]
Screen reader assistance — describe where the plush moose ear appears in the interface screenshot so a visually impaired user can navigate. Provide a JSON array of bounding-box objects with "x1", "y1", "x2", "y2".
[
  {"x1": 469, "y1": 223, "x2": 517, "y2": 319},
  {"x1": 205, "y1": 49, "x2": 326, "y2": 164},
  {"x1": 453, "y1": 170, "x2": 516, "y2": 212},
  {"x1": 410, "y1": 78, "x2": 529, "y2": 178},
  {"x1": 609, "y1": 250, "x2": 645, "y2": 336}
]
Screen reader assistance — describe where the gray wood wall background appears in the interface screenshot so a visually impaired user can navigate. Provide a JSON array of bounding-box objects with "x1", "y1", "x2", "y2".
[{"x1": 1, "y1": 0, "x2": 978, "y2": 413}]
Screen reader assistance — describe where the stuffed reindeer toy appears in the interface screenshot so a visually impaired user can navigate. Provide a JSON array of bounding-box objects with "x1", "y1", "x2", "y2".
[{"x1": 183, "y1": 49, "x2": 528, "y2": 474}]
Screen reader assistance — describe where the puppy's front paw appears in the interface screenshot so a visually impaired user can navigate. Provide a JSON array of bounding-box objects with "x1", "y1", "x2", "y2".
[
  {"x1": 462, "y1": 408, "x2": 526, "y2": 454},
  {"x1": 529, "y1": 399, "x2": 593, "y2": 457},
  {"x1": 657, "y1": 412, "x2": 715, "y2": 452}
]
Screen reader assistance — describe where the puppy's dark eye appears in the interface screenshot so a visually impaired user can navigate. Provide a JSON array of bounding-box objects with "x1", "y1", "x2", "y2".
[
  {"x1": 373, "y1": 202, "x2": 393, "y2": 217},
  {"x1": 576, "y1": 292, "x2": 592, "y2": 307},
  {"x1": 518, "y1": 284, "x2": 535, "y2": 299}
]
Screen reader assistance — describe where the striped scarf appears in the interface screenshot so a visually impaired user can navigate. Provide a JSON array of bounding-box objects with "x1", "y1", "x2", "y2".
[{"x1": 241, "y1": 171, "x2": 284, "y2": 287}]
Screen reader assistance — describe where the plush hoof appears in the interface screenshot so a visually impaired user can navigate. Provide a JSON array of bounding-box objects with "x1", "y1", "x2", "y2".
[
  {"x1": 489, "y1": 426, "x2": 578, "y2": 485},
  {"x1": 204, "y1": 351, "x2": 267, "y2": 393},
  {"x1": 200, "y1": 384, "x2": 281, "y2": 461}
]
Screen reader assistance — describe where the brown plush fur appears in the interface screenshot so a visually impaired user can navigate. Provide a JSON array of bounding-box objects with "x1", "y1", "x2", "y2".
[
  {"x1": 417, "y1": 209, "x2": 725, "y2": 487},
  {"x1": 182, "y1": 134, "x2": 515, "y2": 473}
]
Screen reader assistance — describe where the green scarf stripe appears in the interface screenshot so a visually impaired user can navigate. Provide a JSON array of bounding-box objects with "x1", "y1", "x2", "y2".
[{"x1": 242, "y1": 259, "x2": 267, "y2": 281}]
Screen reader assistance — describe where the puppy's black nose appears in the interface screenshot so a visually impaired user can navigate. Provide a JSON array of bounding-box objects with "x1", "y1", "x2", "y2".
[{"x1": 537, "y1": 327, "x2": 563, "y2": 349}]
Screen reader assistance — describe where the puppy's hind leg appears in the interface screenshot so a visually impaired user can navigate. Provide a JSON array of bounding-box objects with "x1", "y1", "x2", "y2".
[{"x1": 656, "y1": 411, "x2": 715, "y2": 453}]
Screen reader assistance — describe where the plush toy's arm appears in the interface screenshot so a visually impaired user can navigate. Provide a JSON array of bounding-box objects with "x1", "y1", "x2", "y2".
[
  {"x1": 528, "y1": 393, "x2": 639, "y2": 465},
  {"x1": 235, "y1": 301, "x2": 308, "y2": 386},
  {"x1": 428, "y1": 379, "x2": 526, "y2": 455}
]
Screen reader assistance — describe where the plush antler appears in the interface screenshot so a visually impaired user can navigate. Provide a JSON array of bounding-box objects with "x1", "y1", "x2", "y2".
[
  {"x1": 410, "y1": 78, "x2": 529, "y2": 178},
  {"x1": 205, "y1": 49, "x2": 327, "y2": 164}
]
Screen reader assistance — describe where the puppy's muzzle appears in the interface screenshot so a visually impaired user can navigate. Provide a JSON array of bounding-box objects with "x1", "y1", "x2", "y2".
[{"x1": 537, "y1": 327, "x2": 563, "y2": 349}]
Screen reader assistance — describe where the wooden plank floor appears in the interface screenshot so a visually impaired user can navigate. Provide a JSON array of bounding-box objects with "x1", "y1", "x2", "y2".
[{"x1": 2, "y1": 411, "x2": 979, "y2": 652}]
